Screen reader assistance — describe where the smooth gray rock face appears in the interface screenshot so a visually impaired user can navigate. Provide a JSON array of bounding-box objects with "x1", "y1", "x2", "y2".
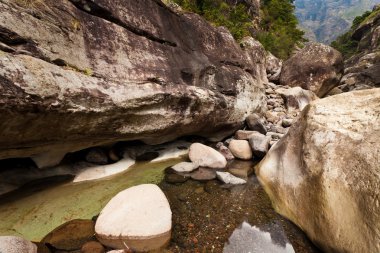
[
  {"x1": 248, "y1": 132, "x2": 270, "y2": 158},
  {"x1": 0, "y1": 0, "x2": 266, "y2": 161},
  {"x1": 256, "y1": 89, "x2": 380, "y2": 253},
  {"x1": 280, "y1": 43, "x2": 344, "y2": 97},
  {"x1": 0, "y1": 236, "x2": 37, "y2": 253}
]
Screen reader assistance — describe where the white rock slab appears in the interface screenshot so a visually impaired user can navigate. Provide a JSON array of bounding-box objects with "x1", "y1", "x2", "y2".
[
  {"x1": 171, "y1": 162, "x2": 198, "y2": 173},
  {"x1": 95, "y1": 184, "x2": 172, "y2": 251},
  {"x1": 216, "y1": 172, "x2": 247, "y2": 185},
  {"x1": 0, "y1": 236, "x2": 37, "y2": 253}
]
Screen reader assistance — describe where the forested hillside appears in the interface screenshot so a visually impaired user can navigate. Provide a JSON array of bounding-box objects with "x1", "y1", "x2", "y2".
[{"x1": 168, "y1": 0, "x2": 305, "y2": 59}]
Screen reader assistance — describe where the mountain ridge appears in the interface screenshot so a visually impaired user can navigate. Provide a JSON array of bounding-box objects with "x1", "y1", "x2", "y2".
[{"x1": 295, "y1": 0, "x2": 380, "y2": 43}]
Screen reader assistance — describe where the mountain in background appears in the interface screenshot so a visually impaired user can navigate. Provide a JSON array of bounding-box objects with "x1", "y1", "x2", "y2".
[{"x1": 295, "y1": 0, "x2": 380, "y2": 43}]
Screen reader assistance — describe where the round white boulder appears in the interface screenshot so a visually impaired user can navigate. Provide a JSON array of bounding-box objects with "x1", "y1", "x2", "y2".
[
  {"x1": 0, "y1": 236, "x2": 37, "y2": 253},
  {"x1": 189, "y1": 143, "x2": 227, "y2": 169},
  {"x1": 228, "y1": 140, "x2": 253, "y2": 160},
  {"x1": 95, "y1": 184, "x2": 172, "y2": 251}
]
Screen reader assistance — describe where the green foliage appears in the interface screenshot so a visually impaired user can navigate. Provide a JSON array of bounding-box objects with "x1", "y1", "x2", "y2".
[
  {"x1": 331, "y1": 10, "x2": 374, "y2": 58},
  {"x1": 352, "y1": 11, "x2": 371, "y2": 29},
  {"x1": 257, "y1": 0, "x2": 306, "y2": 59},
  {"x1": 172, "y1": 0, "x2": 305, "y2": 59},
  {"x1": 172, "y1": 0, "x2": 252, "y2": 41},
  {"x1": 331, "y1": 32, "x2": 358, "y2": 58}
]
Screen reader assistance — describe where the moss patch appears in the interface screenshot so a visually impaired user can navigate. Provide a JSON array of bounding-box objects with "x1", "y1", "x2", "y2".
[{"x1": 0, "y1": 158, "x2": 183, "y2": 241}]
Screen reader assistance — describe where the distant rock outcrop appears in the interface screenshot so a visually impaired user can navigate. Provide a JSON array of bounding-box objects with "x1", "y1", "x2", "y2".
[
  {"x1": 0, "y1": 0, "x2": 267, "y2": 163},
  {"x1": 339, "y1": 5, "x2": 380, "y2": 91}
]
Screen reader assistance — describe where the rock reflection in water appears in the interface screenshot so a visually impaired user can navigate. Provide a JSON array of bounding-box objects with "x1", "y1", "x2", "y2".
[{"x1": 224, "y1": 221, "x2": 295, "y2": 253}]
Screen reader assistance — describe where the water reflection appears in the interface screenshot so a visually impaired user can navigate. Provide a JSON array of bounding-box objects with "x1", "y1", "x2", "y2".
[{"x1": 224, "y1": 221, "x2": 295, "y2": 253}]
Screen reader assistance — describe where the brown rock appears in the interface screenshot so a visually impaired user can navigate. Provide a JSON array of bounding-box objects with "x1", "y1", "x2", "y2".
[
  {"x1": 0, "y1": 0, "x2": 266, "y2": 161},
  {"x1": 190, "y1": 168, "x2": 217, "y2": 181},
  {"x1": 245, "y1": 114, "x2": 267, "y2": 134},
  {"x1": 280, "y1": 43, "x2": 344, "y2": 97},
  {"x1": 234, "y1": 130, "x2": 256, "y2": 140},
  {"x1": 228, "y1": 140, "x2": 253, "y2": 160},
  {"x1": 41, "y1": 220, "x2": 95, "y2": 251},
  {"x1": 81, "y1": 241, "x2": 105, "y2": 253}
]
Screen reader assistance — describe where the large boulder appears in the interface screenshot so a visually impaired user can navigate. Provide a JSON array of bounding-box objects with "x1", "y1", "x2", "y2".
[
  {"x1": 189, "y1": 143, "x2": 227, "y2": 169},
  {"x1": 95, "y1": 184, "x2": 172, "y2": 251},
  {"x1": 280, "y1": 43, "x2": 344, "y2": 97},
  {"x1": 0, "y1": 236, "x2": 37, "y2": 253},
  {"x1": 256, "y1": 89, "x2": 380, "y2": 253},
  {"x1": 0, "y1": 0, "x2": 266, "y2": 161}
]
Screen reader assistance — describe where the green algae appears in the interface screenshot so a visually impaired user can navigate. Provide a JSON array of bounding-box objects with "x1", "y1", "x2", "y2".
[{"x1": 0, "y1": 158, "x2": 183, "y2": 241}]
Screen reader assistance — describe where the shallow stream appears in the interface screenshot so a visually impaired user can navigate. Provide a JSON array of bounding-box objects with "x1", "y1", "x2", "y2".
[{"x1": 0, "y1": 158, "x2": 320, "y2": 252}]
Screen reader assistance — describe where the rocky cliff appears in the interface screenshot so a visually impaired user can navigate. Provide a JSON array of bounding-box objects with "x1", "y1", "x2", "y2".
[
  {"x1": 0, "y1": 0, "x2": 266, "y2": 164},
  {"x1": 336, "y1": 5, "x2": 380, "y2": 91}
]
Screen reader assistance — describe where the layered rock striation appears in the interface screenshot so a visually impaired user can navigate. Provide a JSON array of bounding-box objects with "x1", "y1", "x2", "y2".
[{"x1": 0, "y1": 0, "x2": 267, "y2": 162}]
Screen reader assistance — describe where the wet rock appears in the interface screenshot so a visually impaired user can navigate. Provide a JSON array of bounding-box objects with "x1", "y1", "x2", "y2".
[
  {"x1": 85, "y1": 148, "x2": 108, "y2": 165},
  {"x1": 135, "y1": 152, "x2": 160, "y2": 162},
  {"x1": 280, "y1": 42, "x2": 344, "y2": 97},
  {"x1": 256, "y1": 89, "x2": 380, "y2": 253},
  {"x1": 95, "y1": 184, "x2": 171, "y2": 251},
  {"x1": 108, "y1": 149, "x2": 121, "y2": 163},
  {"x1": 228, "y1": 140, "x2": 253, "y2": 160},
  {"x1": 276, "y1": 87, "x2": 318, "y2": 111},
  {"x1": 41, "y1": 219, "x2": 95, "y2": 251},
  {"x1": 281, "y1": 118, "x2": 293, "y2": 128},
  {"x1": 216, "y1": 172, "x2": 247, "y2": 185},
  {"x1": 0, "y1": 236, "x2": 37, "y2": 253},
  {"x1": 190, "y1": 168, "x2": 217, "y2": 181},
  {"x1": 107, "y1": 250, "x2": 129, "y2": 253},
  {"x1": 171, "y1": 162, "x2": 198, "y2": 173},
  {"x1": 248, "y1": 133, "x2": 270, "y2": 158},
  {"x1": 224, "y1": 222, "x2": 295, "y2": 253},
  {"x1": 246, "y1": 114, "x2": 267, "y2": 134},
  {"x1": 165, "y1": 173, "x2": 189, "y2": 184},
  {"x1": 189, "y1": 143, "x2": 227, "y2": 169},
  {"x1": 81, "y1": 241, "x2": 105, "y2": 253},
  {"x1": 234, "y1": 130, "x2": 256, "y2": 140},
  {"x1": 35, "y1": 242, "x2": 51, "y2": 253},
  {"x1": 227, "y1": 160, "x2": 254, "y2": 180}
]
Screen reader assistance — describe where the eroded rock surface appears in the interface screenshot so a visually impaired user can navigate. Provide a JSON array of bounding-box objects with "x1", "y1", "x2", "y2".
[
  {"x1": 0, "y1": 0, "x2": 266, "y2": 161},
  {"x1": 256, "y1": 89, "x2": 380, "y2": 253},
  {"x1": 280, "y1": 42, "x2": 344, "y2": 97}
]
